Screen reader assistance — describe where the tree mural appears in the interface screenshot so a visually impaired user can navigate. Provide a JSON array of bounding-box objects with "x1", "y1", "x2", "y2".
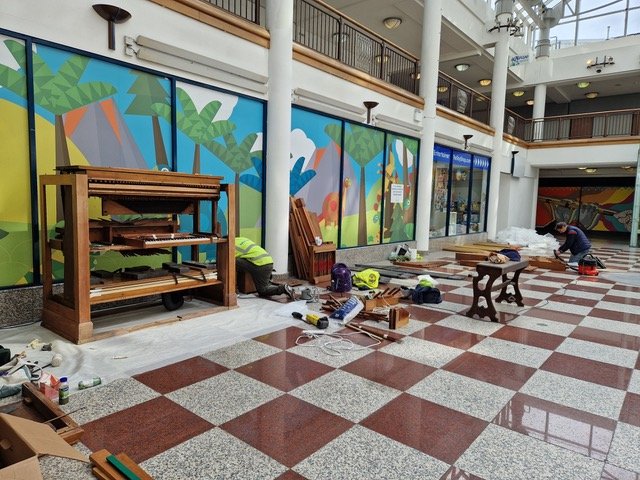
[
  {"x1": 383, "y1": 136, "x2": 418, "y2": 241},
  {"x1": 206, "y1": 132, "x2": 263, "y2": 231},
  {"x1": 125, "y1": 71, "x2": 170, "y2": 170},
  {"x1": 0, "y1": 40, "x2": 116, "y2": 219},
  {"x1": 325, "y1": 123, "x2": 383, "y2": 245},
  {"x1": 289, "y1": 156, "x2": 316, "y2": 195},
  {"x1": 153, "y1": 88, "x2": 235, "y2": 174}
]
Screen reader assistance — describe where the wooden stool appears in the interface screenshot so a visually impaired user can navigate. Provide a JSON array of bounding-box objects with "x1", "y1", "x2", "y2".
[
  {"x1": 465, "y1": 260, "x2": 528, "y2": 322},
  {"x1": 237, "y1": 270, "x2": 256, "y2": 294}
]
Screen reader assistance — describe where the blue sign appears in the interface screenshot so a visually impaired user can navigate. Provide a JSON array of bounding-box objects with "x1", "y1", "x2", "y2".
[
  {"x1": 433, "y1": 144, "x2": 451, "y2": 163},
  {"x1": 473, "y1": 155, "x2": 490, "y2": 170},
  {"x1": 452, "y1": 150, "x2": 472, "y2": 167}
]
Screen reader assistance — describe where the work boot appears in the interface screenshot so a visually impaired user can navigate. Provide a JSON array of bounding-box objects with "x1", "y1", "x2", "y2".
[{"x1": 283, "y1": 284, "x2": 295, "y2": 300}]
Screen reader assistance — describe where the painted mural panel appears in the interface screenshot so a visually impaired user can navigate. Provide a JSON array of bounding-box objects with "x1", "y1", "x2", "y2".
[
  {"x1": 331, "y1": 123, "x2": 384, "y2": 247},
  {"x1": 290, "y1": 108, "x2": 341, "y2": 245},
  {"x1": 174, "y1": 81, "x2": 264, "y2": 261},
  {"x1": 0, "y1": 36, "x2": 32, "y2": 286},
  {"x1": 579, "y1": 186, "x2": 633, "y2": 232},
  {"x1": 536, "y1": 186, "x2": 582, "y2": 228},
  {"x1": 382, "y1": 134, "x2": 418, "y2": 243},
  {"x1": 32, "y1": 44, "x2": 172, "y2": 278}
]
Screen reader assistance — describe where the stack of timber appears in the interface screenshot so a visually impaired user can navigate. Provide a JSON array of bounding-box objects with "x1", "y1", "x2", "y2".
[
  {"x1": 90, "y1": 449, "x2": 154, "y2": 479},
  {"x1": 289, "y1": 197, "x2": 336, "y2": 284},
  {"x1": 442, "y1": 242, "x2": 517, "y2": 267},
  {"x1": 528, "y1": 256, "x2": 566, "y2": 271}
]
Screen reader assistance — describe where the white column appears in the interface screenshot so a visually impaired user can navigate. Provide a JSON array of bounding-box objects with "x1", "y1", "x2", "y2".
[
  {"x1": 631, "y1": 146, "x2": 640, "y2": 247},
  {"x1": 532, "y1": 83, "x2": 546, "y2": 141},
  {"x1": 264, "y1": 0, "x2": 293, "y2": 273},
  {"x1": 414, "y1": 0, "x2": 442, "y2": 252},
  {"x1": 486, "y1": 28, "x2": 510, "y2": 239},
  {"x1": 530, "y1": 170, "x2": 539, "y2": 228}
]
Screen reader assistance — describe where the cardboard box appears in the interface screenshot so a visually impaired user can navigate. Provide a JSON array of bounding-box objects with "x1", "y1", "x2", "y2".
[{"x1": 0, "y1": 413, "x2": 87, "y2": 480}]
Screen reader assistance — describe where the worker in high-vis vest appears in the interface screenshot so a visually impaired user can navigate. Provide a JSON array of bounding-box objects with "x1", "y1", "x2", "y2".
[{"x1": 235, "y1": 237, "x2": 295, "y2": 299}]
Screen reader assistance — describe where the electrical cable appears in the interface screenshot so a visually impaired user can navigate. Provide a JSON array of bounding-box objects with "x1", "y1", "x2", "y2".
[{"x1": 294, "y1": 330, "x2": 380, "y2": 355}]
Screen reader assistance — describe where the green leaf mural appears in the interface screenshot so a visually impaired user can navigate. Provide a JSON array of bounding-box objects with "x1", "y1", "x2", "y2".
[
  {"x1": 153, "y1": 88, "x2": 235, "y2": 174},
  {"x1": 290, "y1": 156, "x2": 316, "y2": 195},
  {"x1": 207, "y1": 132, "x2": 262, "y2": 231},
  {"x1": 326, "y1": 123, "x2": 384, "y2": 245},
  {"x1": 126, "y1": 71, "x2": 171, "y2": 169}
]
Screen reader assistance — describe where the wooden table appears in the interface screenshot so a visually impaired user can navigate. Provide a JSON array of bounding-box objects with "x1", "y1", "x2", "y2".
[{"x1": 465, "y1": 260, "x2": 529, "y2": 322}]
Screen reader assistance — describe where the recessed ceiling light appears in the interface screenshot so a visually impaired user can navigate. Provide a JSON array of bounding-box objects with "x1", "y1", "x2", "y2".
[
  {"x1": 383, "y1": 17, "x2": 402, "y2": 30},
  {"x1": 578, "y1": 167, "x2": 587, "y2": 170},
  {"x1": 512, "y1": 90, "x2": 525, "y2": 97},
  {"x1": 585, "y1": 168, "x2": 597, "y2": 173},
  {"x1": 478, "y1": 79, "x2": 492, "y2": 86},
  {"x1": 576, "y1": 81, "x2": 590, "y2": 89},
  {"x1": 585, "y1": 92, "x2": 598, "y2": 99},
  {"x1": 375, "y1": 54, "x2": 390, "y2": 64},
  {"x1": 621, "y1": 165, "x2": 633, "y2": 170},
  {"x1": 437, "y1": 85, "x2": 449, "y2": 93},
  {"x1": 455, "y1": 63, "x2": 470, "y2": 72},
  {"x1": 526, "y1": 99, "x2": 534, "y2": 105}
]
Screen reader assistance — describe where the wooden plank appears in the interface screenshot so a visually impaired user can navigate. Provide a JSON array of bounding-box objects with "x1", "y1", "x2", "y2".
[
  {"x1": 442, "y1": 245, "x2": 492, "y2": 255},
  {"x1": 114, "y1": 453, "x2": 154, "y2": 480},
  {"x1": 455, "y1": 252, "x2": 488, "y2": 261}
]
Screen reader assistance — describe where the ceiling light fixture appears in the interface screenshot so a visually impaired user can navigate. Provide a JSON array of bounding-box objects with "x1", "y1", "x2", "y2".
[
  {"x1": 512, "y1": 90, "x2": 525, "y2": 97},
  {"x1": 585, "y1": 92, "x2": 599, "y2": 99},
  {"x1": 585, "y1": 168, "x2": 597, "y2": 173},
  {"x1": 383, "y1": 17, "x2": 402, "y2": 30},
  {"x1": 621, "y1": 165, "x2": 633, "y2": 170},
  {"x1": 578, "y1": 167, "x2": 587, "y2": 170},
  {"x1": 455, "y1": 63, "x2": 470, "y2": 72},
  {"x1": 375, "y1": 54, "x2": 390, "y2": 64},
  {"x1": 576, "y1": 81, "x2": 590, "y2": 89},
  {"x1": 526, "y1": 99, "x2": 534, "y2": 106},
  {"x1": 437, "y1": 85, "x2": 449, "y2": 93},
  {"x1": 478, "y1": 79, "x2": 492, "y2": 87},
  {"x1": 332, "y1": 31, "x2": 349, "y2": 43}
]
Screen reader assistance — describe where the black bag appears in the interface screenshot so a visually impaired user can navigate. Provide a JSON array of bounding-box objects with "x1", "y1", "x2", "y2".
[
  {"x1": 0, "y1": 345, "x2": 10, "y2": 366},
  {"x1": 411, "y1": 285, "x2": 442, "y2": 304},
  {"x1": 498, "y1": 248, "x2": 521, "y2": 261}
]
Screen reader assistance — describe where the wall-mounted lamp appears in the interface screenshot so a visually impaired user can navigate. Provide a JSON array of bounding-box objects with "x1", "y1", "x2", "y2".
[
  {"x1": 93, "y1": 4, "x2": 131, "y2": 50},
  {"x1": 586, "y1": 55, "x2": 614, "y2": 72},
  {"x1": 463, "y1": 134, "x2": 473, "y2": 150},
  {"x1": 363, "y1": 101, "x2": 379, "y2": 124}
]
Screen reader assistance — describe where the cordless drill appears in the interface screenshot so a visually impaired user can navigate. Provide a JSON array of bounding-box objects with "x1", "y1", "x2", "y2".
[{"x1": 292, "y1": 312, "x2": 329, "y2": 329}]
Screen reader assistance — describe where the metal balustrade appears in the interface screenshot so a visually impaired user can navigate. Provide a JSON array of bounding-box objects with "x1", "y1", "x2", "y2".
[{"x1": 201, "y1": 0, "x2": 262, "y2": 25}]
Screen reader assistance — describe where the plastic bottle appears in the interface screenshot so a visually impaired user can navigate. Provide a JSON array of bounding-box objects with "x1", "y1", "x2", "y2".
[
  {"x1": 78, "y1": 376, "x2": 102, "y2": 390},
  {"x1": 58, "y1": 377, "x2": 69, "y2": 405}
]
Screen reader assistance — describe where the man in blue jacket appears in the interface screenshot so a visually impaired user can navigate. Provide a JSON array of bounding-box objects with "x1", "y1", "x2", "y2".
[{"x1": 554, "y1": 222, "x2": 592, "y2": 265}]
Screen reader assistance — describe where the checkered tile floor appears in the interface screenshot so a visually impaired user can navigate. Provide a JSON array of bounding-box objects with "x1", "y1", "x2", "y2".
[{"x1": 45, "y1": 244, "x2": 640, "y2": 480}]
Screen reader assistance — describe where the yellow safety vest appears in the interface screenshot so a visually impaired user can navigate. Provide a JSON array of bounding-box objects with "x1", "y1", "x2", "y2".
[{"x1": 234, "y1": 237, "x2": 273, "y2": 266}]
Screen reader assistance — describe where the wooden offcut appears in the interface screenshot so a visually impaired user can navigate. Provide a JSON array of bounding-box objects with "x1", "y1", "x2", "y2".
[{"x1": 289, "y1": 197, "x2": 336, "y2": 284}]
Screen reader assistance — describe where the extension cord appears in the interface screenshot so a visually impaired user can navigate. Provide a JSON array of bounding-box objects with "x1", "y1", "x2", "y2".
[{"x1": 301, "y1": 330, "x2": 333, "y2": 335}]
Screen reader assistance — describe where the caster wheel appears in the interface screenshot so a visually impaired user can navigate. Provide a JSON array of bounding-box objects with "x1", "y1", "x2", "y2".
[{"x1": 162, "y1": 292, "x2": 184, "y2": 311}]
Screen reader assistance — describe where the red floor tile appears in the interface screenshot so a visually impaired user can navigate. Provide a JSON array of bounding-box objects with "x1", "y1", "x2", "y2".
[
  {"x1": 404, "y1": 305, "x2": 453, "y2": 323},
  {"x1": 276, "y1": 471, "x2": 308, "y2": 480},
  {"x1": 570, "y1": 326, "x2": 640, "y2": 351},
  {"x1": 254, "y1": 326, "x2": 307, "y2": 350},
  {"x1": 492, "y1": 393, "x2": 616, "y2": 461},
  {"x1": 443, "y1": 351, "x2": 536, "y2": 390},
  {"x1": 491, "y1": 325, "x2": 564, "y2": 350},
  {"x1": 341, "y1": 350, "x2": 436, "y2": 390},
  {"x1": 221, "y1": 394, "x2": 353, "y2": 467},
  {"x1": 521, "y1": 284, "x2": 560, "y2": 294},
  {"x1": 602, "y1": 295, "x2": 640, "y2": 307},
  {"x1": 412, "y1": 324, "x2": 485, "y2": 349},
  {"x1": 564, "y1": 284, "x2": 609, "y2": 294},
  {"x1": 440, "y1": 466, "x2": 485, "y2": 480},
  {"x1": 612, "y1": 284, "x2": 640, "y2": 294},
  {"x1": 442, "y1": 292, "x2": 473, "y2": 304},
  {"x1": 236, "y1": 351, "x2": 333, "y2": 392},
  {"x1": 541, "y1": 352, "x2": 633, "y2": 390},
  {"x1": 545, "y1": 294, "x2": 599, "y2": 307},
  {"x1": 133, "y1": 356, "x2": 228, "y2": 394},
  {"x1": 619, "y1": 393, "x2": 640, "y2": 427},
  {"x1": 335, "y1": 325, "x2": 400, "y2": 349},
  {"x1": 81, "y1": 397, "x2": 213, "y2": 463},
  {"x1": 524, "y1": 307, "x2": 584, "y2": 325},
  {"x1": 361, "y1": 393, "x2": 487, "y2": 464},
  {"x1": 589, "y1": 308, "x2": 640, "y2": 325}
]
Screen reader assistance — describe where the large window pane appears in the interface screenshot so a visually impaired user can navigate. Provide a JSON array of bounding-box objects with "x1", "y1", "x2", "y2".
[
  {"x1": 628, "y1": 8, "x2": 640, "y2": 34},
  {"x1": 470, "y1": 156, "x2": 490, "y2": 233},
  {"x1": 430, "y1": 145, "x2": 451, "y2": 238},
  {"x1": 451, "y1": 150, "x2": 472, "y2": 235},
  {"x1": 577, "y1": 12, "x2": 626, "y2": 41}
]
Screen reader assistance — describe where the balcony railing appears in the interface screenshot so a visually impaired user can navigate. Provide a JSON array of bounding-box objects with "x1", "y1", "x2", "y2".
[
  {"x1": 525, "y1": 110, "x2": 640, "y2": 142},
  {"x1": 437, "y1": 72, "x2": 492, "y2": 125},
  {"x1": 293, "y1": 0, "x2": 420, "y2": 94},
  {"x1": 201, "y1": 0, "x2": 262, "y2": 25},
  {"x1": 204, "y1": 0, "x2": 640, "y2": 144}
]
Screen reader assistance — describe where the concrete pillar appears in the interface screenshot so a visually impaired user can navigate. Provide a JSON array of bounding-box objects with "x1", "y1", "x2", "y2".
[
  {"x1": 414, "y1": 0, "x2": 442, "y2": 252},
  {"x1": 532, "y1": 83, "x2": 546, "y2": 141},
  {"x1": 264, "y1": 0, "x2": 293, "y2": 273},
  {"x1": 631, "y1": 146, "x2": 640, "y2": 247},
  {"x1": 486, "y1": 27, "x2": 510, "y2": 239}
]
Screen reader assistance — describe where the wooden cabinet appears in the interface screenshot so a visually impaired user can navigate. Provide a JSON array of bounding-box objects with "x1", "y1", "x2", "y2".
[{"x1": 39, "y1": 166, "x2": 236, "y2": 344}]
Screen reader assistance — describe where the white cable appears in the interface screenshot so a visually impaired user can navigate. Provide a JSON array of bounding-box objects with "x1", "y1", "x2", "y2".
[{"x1": 295, "y1": 331, "x2": 380, "y2": 355}]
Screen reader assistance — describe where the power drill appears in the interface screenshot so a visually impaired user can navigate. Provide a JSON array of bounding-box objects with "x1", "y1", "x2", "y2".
[{"x1": 292, "y1": 312, "x2": 329, "y2": 329}]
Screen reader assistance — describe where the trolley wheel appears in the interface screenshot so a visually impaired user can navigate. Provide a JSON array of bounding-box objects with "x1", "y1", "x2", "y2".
[{"x1": 162, "y1": 292, "x2": 184, "y2": 311}]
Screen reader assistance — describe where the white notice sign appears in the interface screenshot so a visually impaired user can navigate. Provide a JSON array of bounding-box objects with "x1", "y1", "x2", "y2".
[{"x1": 390, "y1": 184, "x2": 404, "y2": 203}]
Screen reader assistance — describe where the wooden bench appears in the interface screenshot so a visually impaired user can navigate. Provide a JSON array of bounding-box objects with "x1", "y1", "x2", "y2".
[{"x1": 465, "y1": 260, "x2": 529, "y2": 322}]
